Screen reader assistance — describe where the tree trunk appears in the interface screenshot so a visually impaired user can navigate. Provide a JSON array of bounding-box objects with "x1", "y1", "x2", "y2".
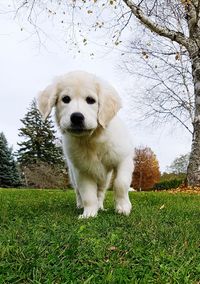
[{"x1": 187, "y1": 48, "x2": 200, "y2": 186}]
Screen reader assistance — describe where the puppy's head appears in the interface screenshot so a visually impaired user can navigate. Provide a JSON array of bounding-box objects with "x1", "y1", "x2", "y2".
[{"x1": 38, "y1": 71, "x2": 121, "y2": 136}]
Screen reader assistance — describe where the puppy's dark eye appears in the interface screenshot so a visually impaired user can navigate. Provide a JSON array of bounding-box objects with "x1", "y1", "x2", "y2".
[
  {"x1": 62, "y1": 96, "x2": 71, "y2": 104},
  {"x1": 86, "y1": 96, "x2": 96, "y2": 104}
]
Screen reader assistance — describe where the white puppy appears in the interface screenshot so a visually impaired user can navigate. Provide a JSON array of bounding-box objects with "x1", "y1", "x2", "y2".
[{"x1": 38, "y1": 71, "x2": 134, "y2": 218}]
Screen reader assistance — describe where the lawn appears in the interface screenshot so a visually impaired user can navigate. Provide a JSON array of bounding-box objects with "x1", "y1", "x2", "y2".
[{"x1": 0, "y1": 189, "x2": 200, "y2": 284}]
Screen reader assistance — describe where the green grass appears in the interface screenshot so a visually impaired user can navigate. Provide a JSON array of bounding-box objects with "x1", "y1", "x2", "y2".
[{"x1": 0, "y1": 189, "x2": 200, "y2": 284}]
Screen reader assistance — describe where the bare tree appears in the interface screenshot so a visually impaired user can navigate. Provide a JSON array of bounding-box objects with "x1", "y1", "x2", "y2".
[
  {"x1": 5, "y1": 0, "x2": 200, "y2": 186},
  {"x1": 121, "y1": 31, "x2": 194, "y2": 134},
  {"x1": 121, "y1": 1, "x2": 200, "y2": 186},
  {"x1": 167, "y1": 153, "x2": 189, "y2": 174}
]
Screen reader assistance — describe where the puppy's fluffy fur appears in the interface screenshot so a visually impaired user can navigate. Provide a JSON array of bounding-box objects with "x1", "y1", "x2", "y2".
[{"x1": 38, "y1": 71, "x2": 134, "y2": 218}]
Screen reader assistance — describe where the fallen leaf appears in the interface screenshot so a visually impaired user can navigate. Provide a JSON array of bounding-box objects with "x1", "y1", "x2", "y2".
[{"x1": 109, "y1": 246, "x2": 117, "y2": 251}]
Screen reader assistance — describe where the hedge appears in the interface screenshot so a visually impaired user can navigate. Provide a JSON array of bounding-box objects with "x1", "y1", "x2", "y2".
[{"x1": 153, "y1": 178, "x2": 184, "y2": 190}]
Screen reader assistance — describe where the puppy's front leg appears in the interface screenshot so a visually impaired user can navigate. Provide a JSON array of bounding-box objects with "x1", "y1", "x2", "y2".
[
  {"x1": 67, "y1": 164, "x2": 83, "y2": 208},
  {"x1": 114, "y1": 157, "x2": 133, "y2": 215},
  {"x1": 77, "y1": 174, "x2": 98, "y2": 218},
  {"x1": 97, "y1": 171, "x2": 112, "y2": 210}
]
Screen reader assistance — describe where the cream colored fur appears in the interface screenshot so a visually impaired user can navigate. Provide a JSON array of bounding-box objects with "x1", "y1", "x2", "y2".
[{"x1": 38, "y1": 71, "x2": 134, "y2": 218}]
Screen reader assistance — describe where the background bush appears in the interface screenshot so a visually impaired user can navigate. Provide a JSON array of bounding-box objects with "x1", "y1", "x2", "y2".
[
  {"x1": 21, "y1": 162, "x2": 69, "y2": 189},
  {"x1": 154, "y1": 178, "x2": 184, "y2": 190}
]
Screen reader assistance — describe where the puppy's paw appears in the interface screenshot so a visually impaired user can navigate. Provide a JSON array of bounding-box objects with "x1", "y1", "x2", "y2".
[
  {"x1": 76, "y1": 202, "x2": 84, "y2": 209},
  {"x1": 98, "y1": 202, "x2": 107, "y2": 211},
  {"x1": 99, "y1": 207, "x2": 107, "y2": 211},
  {"x1": 78, "y1": 206, "x2": 98, "y2": 219},
  {"x1": 116, "y1": 199, "x2": 132, "y2": 216}
]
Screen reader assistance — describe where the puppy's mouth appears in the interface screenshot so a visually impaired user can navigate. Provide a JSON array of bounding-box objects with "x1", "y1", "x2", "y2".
[{"x1": 67, "y1": 126, "x2": 94, "y2": 136}]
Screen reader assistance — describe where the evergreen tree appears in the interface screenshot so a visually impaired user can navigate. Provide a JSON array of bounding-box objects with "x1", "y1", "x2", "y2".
[
  {"x1": 0, "y1": 132, "x2": 21, "y2": 187},
  {"x1": 17, "y1": 99, "x2": 64, "y2": 167}
]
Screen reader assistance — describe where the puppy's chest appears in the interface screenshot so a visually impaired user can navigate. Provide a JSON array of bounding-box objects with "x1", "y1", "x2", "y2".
[{"x1": 69, "y1": 144, "x2": 115, "y2": 175}]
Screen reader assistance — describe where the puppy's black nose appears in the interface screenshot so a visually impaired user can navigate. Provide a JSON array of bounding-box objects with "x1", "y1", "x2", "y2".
[{"x1": 70, "y1": 112, "x2": 85, "y2": 126}]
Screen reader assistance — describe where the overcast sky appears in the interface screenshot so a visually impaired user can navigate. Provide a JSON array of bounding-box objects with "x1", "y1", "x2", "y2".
[{"x1": 0, "y1": 4, "x2": 191, "y2": 172}]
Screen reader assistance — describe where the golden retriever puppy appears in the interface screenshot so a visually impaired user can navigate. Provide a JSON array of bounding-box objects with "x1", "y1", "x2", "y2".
[{"x1": 38, "y1": 71, "x2": 134, "y2": 218}]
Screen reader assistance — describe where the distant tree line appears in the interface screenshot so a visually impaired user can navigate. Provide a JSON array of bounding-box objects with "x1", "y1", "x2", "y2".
[
  {"x1": 0, "y1": 99, "x2": 188, "y2": 190},
  {"x1": 132, "y1": 148, "x2": 188, "y2": 191}
]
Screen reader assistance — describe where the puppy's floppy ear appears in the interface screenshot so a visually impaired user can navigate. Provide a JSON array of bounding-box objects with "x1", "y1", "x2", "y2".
[
  {"x1": 37, "y1": 83, "x2": 58, "y2": 120},
  {"x1": 97, "y1": 81, "x2": 122, "y2": 128}
]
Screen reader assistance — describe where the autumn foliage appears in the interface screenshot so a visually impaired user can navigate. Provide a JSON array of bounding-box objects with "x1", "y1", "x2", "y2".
[{"x1": 132, "y1": 147, "x2": 160, "y2": 190}]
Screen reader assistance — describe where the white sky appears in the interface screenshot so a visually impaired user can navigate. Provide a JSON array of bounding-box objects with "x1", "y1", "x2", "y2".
[{"x1": 0, "y1": 5, "x2": 191, "y2": 172}]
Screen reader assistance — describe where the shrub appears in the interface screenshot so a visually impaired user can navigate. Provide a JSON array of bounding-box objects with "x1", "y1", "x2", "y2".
[
  {"x1": 21, "y1": 162, "x2": 69, "y2": 189},
  {"x1": 153, "y1": 178, "x2": 184, "y2": 190}
]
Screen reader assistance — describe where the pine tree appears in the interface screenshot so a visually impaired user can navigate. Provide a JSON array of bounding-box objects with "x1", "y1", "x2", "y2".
[
  {"x1": 17, "y1": 99, "x2": 64, "y2": 167},
  {"x1": 0, "y1": 132, "x2": 21, "y2": 187}
]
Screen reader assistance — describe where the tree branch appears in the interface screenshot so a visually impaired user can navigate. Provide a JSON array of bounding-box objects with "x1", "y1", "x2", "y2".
[{"x1": 123, "y1": 0, "x2": 190, "y2": 48}]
